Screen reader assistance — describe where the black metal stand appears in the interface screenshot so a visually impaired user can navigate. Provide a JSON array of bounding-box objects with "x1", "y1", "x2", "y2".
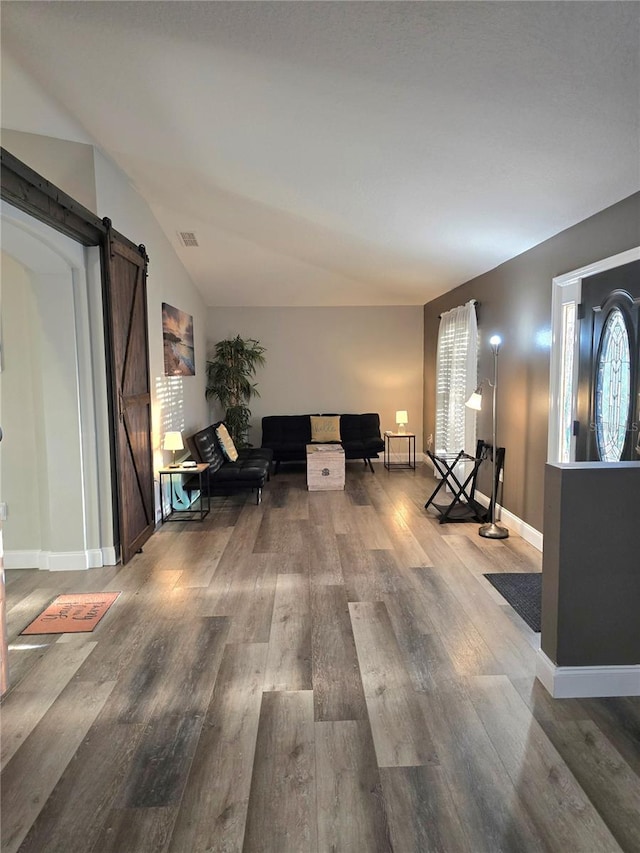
[{"x1": 425, "y1": 450, "x2": 487, "y2": 523}]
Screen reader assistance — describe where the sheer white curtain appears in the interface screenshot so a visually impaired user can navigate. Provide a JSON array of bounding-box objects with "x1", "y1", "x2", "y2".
[{"x1": 435, "y1": 300, "x2": 478, "y2": 457}]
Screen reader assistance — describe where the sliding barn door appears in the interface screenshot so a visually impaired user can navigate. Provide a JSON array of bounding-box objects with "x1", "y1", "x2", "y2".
[{"x1": 103, "y1": 229, "x2": 154, "y2": 563}]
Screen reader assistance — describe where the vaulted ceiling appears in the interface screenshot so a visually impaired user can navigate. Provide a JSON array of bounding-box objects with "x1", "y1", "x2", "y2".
[{"x1": 2, "y1": 2, "x2": 639, "y2": 306}]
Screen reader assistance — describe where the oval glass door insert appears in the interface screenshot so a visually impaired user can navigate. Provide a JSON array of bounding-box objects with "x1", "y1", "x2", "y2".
[{"x1": 595, "y1": 307, "x2": 631, "y2": 461}]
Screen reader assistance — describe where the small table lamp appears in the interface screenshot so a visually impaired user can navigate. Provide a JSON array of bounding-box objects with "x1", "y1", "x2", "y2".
[
  {"x1": 163, "y1": 430, "x2": 184, "y2": 467},
  {"x1": 395, "y1": 410, "x2": 408, "y2": 434}
]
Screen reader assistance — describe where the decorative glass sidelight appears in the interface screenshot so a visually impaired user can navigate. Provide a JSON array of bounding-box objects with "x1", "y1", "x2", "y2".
[
  {"x1": 559, "y1": 301, "x2": 576, "y2": 462},
  {"x1": 595, "y1": 308, "x2": 631, "y2": 461}
]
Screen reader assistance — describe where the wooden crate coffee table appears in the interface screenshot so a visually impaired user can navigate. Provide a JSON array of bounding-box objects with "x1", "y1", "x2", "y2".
[{"x1": 306, "y1": 444, "x2": 345, "y2": 491}]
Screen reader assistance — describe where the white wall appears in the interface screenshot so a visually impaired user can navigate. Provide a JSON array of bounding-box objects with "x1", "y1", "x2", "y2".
[
  {"x1": 2, "y1": 129, "x2": 97, "y2": 213},
  {"x1": 0, "y1": 253, "x2": 42, "y2": 551},
  {"x1": 208, "y1": 306, "x2": 424, "y2": 451},
  {"x1": 92, "y1": 150, "x2": 209, "y2": 484},
  {"x1": 2, "y1": 54, "x2": 210, "y2": 524},
  {"x1": 1, "y1": 49, "x2": 95, "y2": 147}
]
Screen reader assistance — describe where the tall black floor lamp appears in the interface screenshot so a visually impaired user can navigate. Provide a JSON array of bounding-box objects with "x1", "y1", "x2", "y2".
[{"x1": 466, "y1": 335, "x2": 509, "y2": 540}]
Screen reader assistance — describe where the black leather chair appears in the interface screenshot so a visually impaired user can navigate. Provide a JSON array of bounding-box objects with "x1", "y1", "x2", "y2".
[{"x1": 185, "y1": 423, "x2": 272, "y2": 504}]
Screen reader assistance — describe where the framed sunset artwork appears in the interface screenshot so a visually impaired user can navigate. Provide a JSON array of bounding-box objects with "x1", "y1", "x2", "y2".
[{"x1": 162, "y1": 303, "x2": 195, "y2": 376}]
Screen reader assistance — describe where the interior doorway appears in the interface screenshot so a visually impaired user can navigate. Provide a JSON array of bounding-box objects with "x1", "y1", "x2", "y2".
[
  {"x1": 0, "y1": 201, "x2": 115, "y2": 569},
  {"x1": 1, "y1": 149, "x2": 155, "y2": 568}
]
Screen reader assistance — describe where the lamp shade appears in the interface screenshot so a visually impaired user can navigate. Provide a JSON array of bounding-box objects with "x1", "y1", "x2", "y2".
[
  {"x1": 163, "y1": 431, "x2": 184, "y2": 452},
  {"x1": 395, "y1": 410, "x2": 408, "y2": 425},
  {"x1": 465, "y1": 390, "x2": 482, "y2": 411}
]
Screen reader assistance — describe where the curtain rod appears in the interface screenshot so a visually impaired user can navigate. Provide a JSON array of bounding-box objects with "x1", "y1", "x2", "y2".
[{"x1": 438, "y1": 298, "x2": 479, "y2": 319}]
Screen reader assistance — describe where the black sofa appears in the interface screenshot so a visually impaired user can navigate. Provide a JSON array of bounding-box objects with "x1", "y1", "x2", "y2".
[
  {"x1": 185, "y1": 422, "x2": 273, "y2": 504},
  {"x1": 261, "y1": 413, "x2": 384, "y2": 473}
]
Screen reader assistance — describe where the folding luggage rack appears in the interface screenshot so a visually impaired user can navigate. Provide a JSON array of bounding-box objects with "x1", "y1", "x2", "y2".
[{"x1": 424, "y1": 441, "x2": 504, "y2": 524}]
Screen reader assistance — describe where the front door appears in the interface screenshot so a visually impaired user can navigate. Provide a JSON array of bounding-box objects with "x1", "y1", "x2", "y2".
[{"x1": 575, "y1": 260, "x2": 640, "y2": 461}]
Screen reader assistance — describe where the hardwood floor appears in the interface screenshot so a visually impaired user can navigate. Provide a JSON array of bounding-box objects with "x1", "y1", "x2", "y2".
[{"x1": 2, "y1": 463, "x2": 639, "y2": 852}]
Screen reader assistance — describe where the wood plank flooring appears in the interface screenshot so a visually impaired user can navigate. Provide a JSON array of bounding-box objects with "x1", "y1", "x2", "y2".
[{"x1": 2, "y1": 462, "x2": 639, "y2": 852}]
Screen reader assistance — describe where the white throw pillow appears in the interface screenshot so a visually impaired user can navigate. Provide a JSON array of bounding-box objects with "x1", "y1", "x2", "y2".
[{"x1": 215, "y1": 423, "x2": 239, "y2": 461}]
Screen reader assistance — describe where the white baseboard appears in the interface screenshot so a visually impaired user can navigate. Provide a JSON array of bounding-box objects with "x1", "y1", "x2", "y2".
[
  {"x1": 3, "y1": 550, "x2": 42, "y2": 569},
  {"x1": 536, "y1": 650, "x2": 640, "y2": 698},
  {"x1": 101, "y1": 546, "x2": 119, "y2": 566},
  {"x1": 87, "y1": 549, "x2": 105, "y2": 568},
  {"x1": 4, "y1": 548, "x2": 118, "y2": 570},
  {"x1": 421, "y1": 454, "x2": 543, "y2": 552},
  {"x1": 491, "y1": 499, "x2": 543, "y2": 552},
  {"x1": 44, "y1": 551, "x2": 92, "y2": 571}
]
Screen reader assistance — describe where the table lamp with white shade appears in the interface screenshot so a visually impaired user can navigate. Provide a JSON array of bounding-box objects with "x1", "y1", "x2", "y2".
[
  {"x1": 163, "y1": 430, "x2": 184, "y2": 468},
  {"x1": 395, "y1": 410, "x2": 408, "y2": 434}
]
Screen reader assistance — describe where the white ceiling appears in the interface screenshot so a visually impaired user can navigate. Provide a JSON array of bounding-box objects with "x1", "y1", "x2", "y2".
[{"x1": 2, "y1": 1, "x2": 639, "y2": 307}]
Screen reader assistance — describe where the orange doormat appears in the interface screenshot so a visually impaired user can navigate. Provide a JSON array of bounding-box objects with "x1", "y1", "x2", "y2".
[{"x1": 21, "y1": 592, "x2": 121, "y2": 635}]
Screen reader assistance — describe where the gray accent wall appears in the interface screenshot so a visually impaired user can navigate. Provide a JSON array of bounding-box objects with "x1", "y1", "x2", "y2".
[
  {"x1": 423, "y1": 192, "x2": 640, "y2": 532},
  {"x1": 542, "y1": 462, "x2": 640, "y2": 666}
]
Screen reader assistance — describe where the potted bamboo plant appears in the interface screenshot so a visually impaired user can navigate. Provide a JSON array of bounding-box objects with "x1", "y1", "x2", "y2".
[{"x1": 205, "y1": 335, "x2": 266, "y2": 448}]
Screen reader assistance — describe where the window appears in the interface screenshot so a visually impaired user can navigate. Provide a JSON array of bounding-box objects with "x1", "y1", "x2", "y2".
[
  {"x1": 435, "y1": 300, "x2": 478, "y2": 457},
  {"x1": 595, "y1": 308, "x2": 631, "y2": 461},
  {"x1": 558, "y1": 301, "x2": 577, "y2": 462}
]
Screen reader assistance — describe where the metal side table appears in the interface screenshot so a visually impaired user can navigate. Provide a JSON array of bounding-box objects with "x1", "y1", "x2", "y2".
[
  {"x1": 384, "y1": 432, "x2": 416, "y2": 470},
  {"x1": 159, "y1": 463, "x2": 210, "y2": 522}
]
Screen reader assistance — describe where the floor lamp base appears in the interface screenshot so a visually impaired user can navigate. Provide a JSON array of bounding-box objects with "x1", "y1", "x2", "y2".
[{"x1": 479, "y1": 522, "x2": 509, "y2": 540}]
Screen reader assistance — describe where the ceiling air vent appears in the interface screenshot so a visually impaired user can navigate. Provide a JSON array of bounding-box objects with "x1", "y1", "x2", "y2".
[{"x1": 177, "y1": 231, "x2": 199, "y2": 248}]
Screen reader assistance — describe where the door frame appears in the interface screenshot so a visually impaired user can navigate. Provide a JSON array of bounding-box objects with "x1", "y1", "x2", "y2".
[
  {"x1": 1, "y1": 147, "x2": 154, "y2": 564},
  {"x1": 548, "y1": 246, "x2": 640, "y2": 463}
]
